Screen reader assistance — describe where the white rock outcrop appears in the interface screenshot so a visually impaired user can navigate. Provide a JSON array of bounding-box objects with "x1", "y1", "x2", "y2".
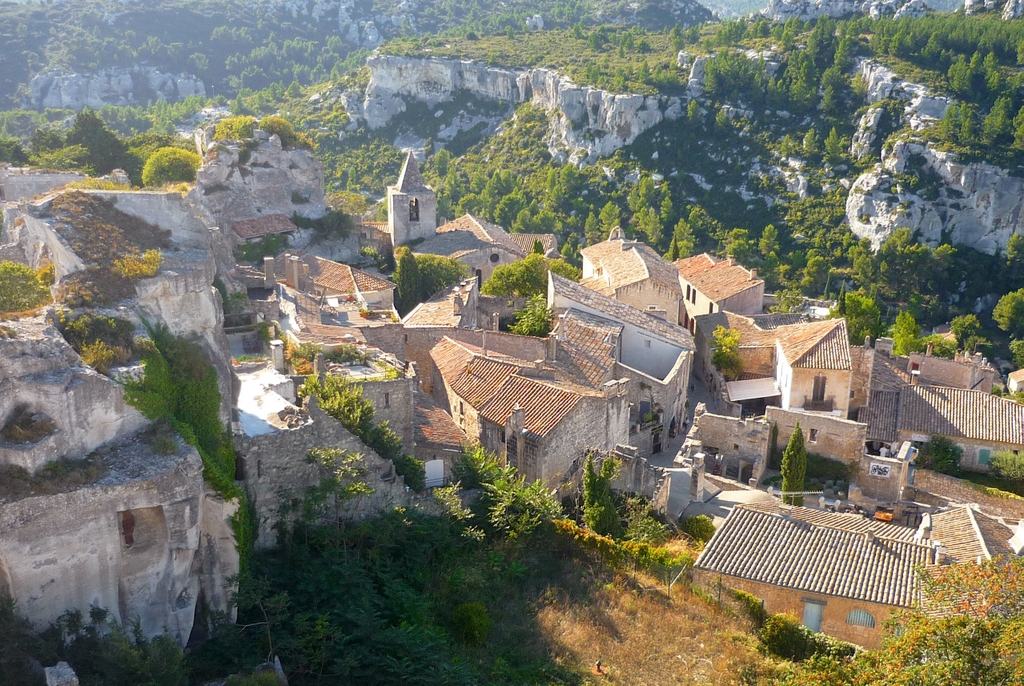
[
  {"x1": 846, "y1": 140, "x2": 1024, "y2": 254},
  {"x1": 352, "y1": 55, "x2": 686, "y2": 165},
  {"x1": 859, "y1": 59, "x2": 950, "y2": 131},
  {"x1": 763, "y1": 0, "x2": 926, "y2": 20},
  {"x1": 27, "y1": 68, "x2": 205, "y2": 111},
  {"x1": 851, "y1": 106, "x2": 885, "y2": 160}
]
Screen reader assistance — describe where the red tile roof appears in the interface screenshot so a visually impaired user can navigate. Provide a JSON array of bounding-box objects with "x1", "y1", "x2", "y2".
[
  {"x1": 777, "y1": 319, "x2": 851, "y2": 370},
  {"x1": 676, "y1": 253, "x2": 763, "y2": 303},
  {"x1": 414, "y1": 391, "x2": 467, "y2": 450},
  {"x1": 308, "y1": 256, "x2": 393, "y2": 294},
  {"x1": 511, "y1": 233, "x2": 559, "y2": 255},
  {"x1": 232, "y1": 214, "x2": 298, "y2": 240},
  {"x1": 480, "y1": 375, "x2": 589, "y2": 438},
  {"x1": 583, "y1": 237, "x2": 682, "y2": 295}
]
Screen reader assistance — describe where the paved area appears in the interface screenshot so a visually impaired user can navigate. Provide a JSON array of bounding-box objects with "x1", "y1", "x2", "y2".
[{"x1": 681, "y1": 487, "x2": 774, "y2": 528}]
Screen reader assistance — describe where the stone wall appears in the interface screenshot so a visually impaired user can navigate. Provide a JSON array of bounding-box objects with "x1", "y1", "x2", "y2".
[
  {"x1": 360, "y1": 322, "x2": 406, "y2": 360},
  {"x1": 905, "y1": 468, "x2": 1024, "y2": 520},
  {"x1": 358, "y1": 376, "x2": 415, "y2": 454},
  {"x1": 848, "y1": 345, "x2": 873, "y2": 417},
  {"x1": 477, "y1": 294, "x2": 528, "y2": 330},
  {"x1": 0, "y1": 437, "x2": 237, "y2": 645},
  {"x1": 692, "y1": 571, "x2": 893, "y2": 649},
  {"x1": 766, "y1": 407, "x2": 867, "y2": 466},
  {"x1": 685, "y1": 407, "x2": 770, "y2": 482},
  {"x1": 235, "y1": 396, "x2": 413, "y2": 548},
  {"x1": 0, "y1": 168, "x2": 85, "y2": 203}
]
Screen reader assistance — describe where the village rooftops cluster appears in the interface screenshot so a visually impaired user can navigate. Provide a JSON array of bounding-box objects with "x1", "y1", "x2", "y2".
[{"x1": 676, "y1": 253, "x2": 764, "y2": 305}]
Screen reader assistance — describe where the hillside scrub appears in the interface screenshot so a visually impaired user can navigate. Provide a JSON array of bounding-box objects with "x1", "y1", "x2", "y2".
[
  {"x1": 0, "y1": 261, "x2": 52, "y2": 315},
  {"x1": 142, "y1": 147, "x2": 201, "y2": 186}
]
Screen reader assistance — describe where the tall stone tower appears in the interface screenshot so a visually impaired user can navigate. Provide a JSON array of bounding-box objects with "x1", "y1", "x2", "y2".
[{"x1": 387, "y1": 153, "x2": 437, "y2": 247}]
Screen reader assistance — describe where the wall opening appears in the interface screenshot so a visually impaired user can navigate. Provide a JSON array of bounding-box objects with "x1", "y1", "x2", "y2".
[
  {"x1": 409, "y1": 198, "x2": 419, "y2": 222},
  {"x1": 121, "y1": 510, "x2": 136, "y2": 547},
  {"x1": 812, "y1": 375, "x2": 827, "y2": 402},
  {"x1": 235, "y1": 455, "x2": 247, "y2": 480}
]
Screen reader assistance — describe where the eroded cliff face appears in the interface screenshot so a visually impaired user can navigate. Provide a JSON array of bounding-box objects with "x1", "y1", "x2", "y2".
[
  {"x1": 350, "y1": 55, "x2": 685, "y2": 165},
  {"x1": 195, "y1": 133, "x2": 327, "y2": 229},
  {"x1": 846, "y1": 140, "x2": 1024, "y2": 254},
  {"x1": 762, "y1": 0, "x2": 926, "y2": 20},
  {"x1": 27, "y1": 68, "x2": 205, "y2": 111}
]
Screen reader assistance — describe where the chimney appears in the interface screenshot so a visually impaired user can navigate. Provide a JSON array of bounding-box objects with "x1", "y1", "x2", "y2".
[
  {"x1": 864, "y1": 335, "x2": 871, "y2": 348},
  {"x1": 286, "y1": 255, "x2": 302, "y2": 290},
  {"x1": 452, "y1": 291, "x2": 463, "y2": 316},
  {"x1": 481, "y1": 329, "x2": 488, "y2": 357},
  {"x1": 748, "y1": 268, "x2": 757, "y2": 280},
  {"x1": 911, "y1": 369, "x2": 920, "y2": 386},
  {"x1": 533, "y1": 359, "x2": 544, "y2": 371},
  {"x1": 314, "y1": 352, "x2": 326, "y2": 376},
  {"x1": 546, "y1": 333, "x2": 557, "y2": 361},
  {"x1": 864, "y1": 530, "x2": 874, "y2": 543},
  {"x1": 690, "y1": 452, "x2": 706, "y2": 502},
  {"x1": 916, "y1": 512, "x2": 933, "y2": 541},
  {"x1": 270, "y1": 339, "x2": 285, "y2": 372},
  {"x1": 493, "y1": 312, "x2": 500, "y2": 331},
  {"x1": 301, "y1": 263, "x2": 310, "y2": 292},
  {"x1": 926, "y1": 341, "x2": 934, "y2": 357},
  {"x1": 264, "y1": 256, "x2": 276, "y2": 289}
]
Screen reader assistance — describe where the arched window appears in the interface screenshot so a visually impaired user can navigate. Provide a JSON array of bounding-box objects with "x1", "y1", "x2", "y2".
[
  {"x1": 409, "y1": 198, "x2": 420, "y2": 221},
  {"x1": 846, "y1": 609, "x2": 875, "y2": 628}
]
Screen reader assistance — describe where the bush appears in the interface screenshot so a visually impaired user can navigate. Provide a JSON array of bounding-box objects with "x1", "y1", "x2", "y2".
[
  {"x1": 1, "y1": 406, "x2": 56, "y2": 444},
  {"x1": 991, "y1": 451, "x2": 1024, "y2": 485},
  {"x1": 679, "y1": 514, "x2": 716, "y2": 543},
  {"x1": 450, "y1": 602, "x2": 492, "y2": 646},
  {"x1": 80, "y1": 340, "x2": 117, "y2": 374},
  {"x1": 732, "y1": 590, "x2": 769, "y2": 629},
  {"x1": 0, "y1": 261, "x2": 51, "y2": 314},
  {"x1": 916, "y1": 434, "x2": 962, "y2": 476},
  {"x1": 258, "y1": 115, "x2": 312, "y2": 149},
  {"x1": 112, "y1": 249, "x2": 162, "y2": 279},
  {"x1": 141, "y1": 147, "x2": 201, "y2": 186},
  {"x1": 292, "y1": 210, "x2": 352, "y2": 240},
  {"x1": 213, "y1": 115, "x2": 256, "y2": 142},
  {"x1": 760, "y1": 613, "x2": 814, "y2": 661}
]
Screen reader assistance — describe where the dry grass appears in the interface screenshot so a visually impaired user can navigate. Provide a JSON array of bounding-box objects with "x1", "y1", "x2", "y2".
[
  {"x1": 1, "y1": 406, "x2": 56, "y2": 444},
  {"x1": 0, "y1": 455, "x2": 107, "y2": 502},
  {"x1": 532, "y1": 575, "x2": 767, "y2": 685}
]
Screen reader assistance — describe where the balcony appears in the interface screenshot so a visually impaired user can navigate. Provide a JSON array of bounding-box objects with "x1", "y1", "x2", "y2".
[{"x1": 802, "y1": 396, "x2": 834, "y2": 412}]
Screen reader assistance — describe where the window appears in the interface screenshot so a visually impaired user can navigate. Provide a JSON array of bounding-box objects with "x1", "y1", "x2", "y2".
[
  {"x1": 846, "y1": 609, "x2": 876, "y2": 628},
  {"x1": 409, "y1": 198, "x2": 420, "y2": 221},
  {"x1": 384, "y1": 392, "x2": 390, "y2": 408},
  {"x1": 120, "y1": 511, "x2": 136, "y2": 548},
  {"x1": 490, "y1": 253, "x2": 499, "y2": 263},
  {"x1": 459, "y1": 401, "x2": 464, "y2": 415},
  {"x1": 644, "y1": 339, "x2": 651, "y2": 348},
  {"x1": 403, "y1": 334, "x2": 408, "y2": 343},
  {"x1": 802, "y1": 601, "x2": 825, "y2": 632},
  {"x1": 850, "y1": 389, "x2": 855, "y2": 398},
  {"x1": 809, "y1": 429, "x2": 818, "y2": 443},
  {"x1": 686, "y1": 285, "x2": 691, "y2": 300},
  {"x1": 979, "y1": 448, "x2": 992, "y2": 466},
  {"x1": 708, "y1": 302, "x2": 714, "y2": 314}
]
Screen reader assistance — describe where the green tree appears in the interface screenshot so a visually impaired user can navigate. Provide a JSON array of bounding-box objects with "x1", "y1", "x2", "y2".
[
  {"x1": 802, "y1": 128, "x2": 820, "y2": 158},
  {"x1": 994, "y1": 289, "x2": 1024, "y2": 338},
  {"x1": 916, "y1": 434, "x2": 962, "y2": 476},
  {"x1": 509, "y1": 294, "x2": 552, "y2": 337},
  {"x1": 582, "y1": 453, "x2": 623, "y2": 539},
  {"x1": 213, "y1": 115, "x2": 256, "y2": 141},
  {"x1": 64, "y1": 108, "x2": 128, "y2": 176},
  {"x1": 1010, "y1": 339, "x2": 1024, "y2": 368},
  {"x1": 892, "y1": 310, "x2": 921, "y2": 356},
  {"x1": 598, "y1": 201, "x2": 620, "y2": 237},
  {"x1": 760, "y1": 224, "x2": 780, "y2": 258},
  {"x1": 679, "y1": 514, "x2": 715, "y2": 543},
  {"x1": 141, "y1": 147, "x2": 201, "y2": 186},
  {"x1": 416, "y1": 254, "x2": 467, "y2": 300},
  {"x1": 673, "y1": 219, "x2": 695, "y2": 259},
  {"x1": 711, "y1": 325, "x2": 743, "y2": 380},
  {"x1": 835, "y1": 291, "x2": 881, "y2": 344},
  {"x1": 824, "y1": 127, "x2": 844, "y2": 161},
  {"x1": 1006, "y1": 233, "x2": 1024, "y2": 290},
  {"x1": 781, "y1": 423, "x2": 807, "y2": 506},
  {"x1": 950, "y1": 314, "x2": 984, "y2": 352},
  {"x1": 991, "y1": 451, "x2": 1024, "y2": 486},
  {"x1": 258, "y1": 115, "x2": 304, "y2": 148},
  {"x1": 480, "y1": 253, "x2": 570, "y2": 298},
  {"x1": 0, "y1": 137, "x2": 28, "y2": 165},
  {"x1": 584, "y1": 211, "x2": 602, "y2": 247},
  {"x1": 393, "y1": 247, "x2": 421, "y2": 317}
]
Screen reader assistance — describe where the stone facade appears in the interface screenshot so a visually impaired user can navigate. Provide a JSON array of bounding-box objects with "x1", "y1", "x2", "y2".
[
  {"x1": 904, "y1": 468, "x2": 1024, "y2": 521},
  {"x1": 235, "y1": 396, "x2": 413, "y2": 548},
  {"x1": 358, "y1": 376, "x2": 415, "y2": 454},
  {"x1": 0, "y1": 167, "x2": 85, "y2": 203},
  {"x1": 693, "y1": 571, "x2": 894, "y2": 649},
  {"x1": 766, "y1": 407, "x2": 868, "y2": 467},
  {"x1": 682, "y1": 405, "x2": 770, "y2": 483}
]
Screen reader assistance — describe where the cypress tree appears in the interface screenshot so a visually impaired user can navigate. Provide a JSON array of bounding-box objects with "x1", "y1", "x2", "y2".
[
  {"x1": 393, "y1": 247, "x2": 421, "y2": 316},
  {"x1": 668, "y1": 235, "x2": 680, "y2": 261},
  {"x1": 781, "y1": 423, "x2": 807, "y2": 506}
]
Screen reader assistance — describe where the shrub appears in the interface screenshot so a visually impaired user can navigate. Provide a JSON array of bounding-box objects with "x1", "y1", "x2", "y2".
[
  {"x1": 0, "y1": 261, "x2": 51, "y2": 314},
  {"x1": 916, "y1": 434, "x2": 962, "y2": 476},
  {"x1": 760, "y1": 613, "x2": 813, "y2": 661},
  {"x1": 237, "y1": 234, "x2": 287, "y2": 263},
  {"x1": 991, "y1": 451, "x2": 1024, "y2": 485},
  {"x1": 450, "y1": 602, "x2": 492, "y2": 646},
  {"x1": 141, "y1": 147, "x2": 201, "y2": 186},
  {"x1": 732, "y1": 590, "x2": 769, "y2": 629},
  {"x1": 112, "y1": 249, "x2": 162, "y2": 279},
  {"x1": 213, "y1": 115, "x2": 256, "y2": 142},
  {"x1": 80, "y1": 340, "x2": 117, "y2": 374},
  {"x1": 679, "y1": 514, "x2": 716, "y2": 543},
  {"x1": 1, "y1": 406, "x2": 56, "y2": 444},
  {"x1": 292, "y1": 210, "x2": 352, "y2": 240},
  {"x1": 258, "y1": 115, "x2": 312, "y2": 149}
]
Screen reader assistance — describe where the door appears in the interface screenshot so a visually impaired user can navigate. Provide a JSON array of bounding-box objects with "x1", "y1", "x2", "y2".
[
  {"x1": 424, "y1": 460, "x2": 445, "y2": 489},
  {"x1": 812, "y1": 375, "x2": 827, "y2": 402},
  {"x1": 802, "y1": 601, "x2": 824, "y2": 632},
  {"x1": 652, "y1": 428, "x2": 662, "y2": 454}
]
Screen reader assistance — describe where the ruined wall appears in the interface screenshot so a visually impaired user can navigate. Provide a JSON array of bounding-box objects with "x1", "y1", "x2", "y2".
[
  {"x1": 235, "y1": 397, "x2": 412, "y2": 548},
  {"x1": 0, "y1": 168, "x2": 85, "y2": 203},
  {"x1": 904, "y1": 469, "x2": 1024, "y2": 520},
  {"x1": 688, "y1": 408, "x2": 770, "y2": 482},
  {"x1": 852, "y1": 453, "x2": 908, "y2": 505},
  {"x1": 0, "y1": 438, "x2": 236, "y2": 645},
  {"x1": 477, "y1": 294, "x2": 528, "y2": 329},
  {"x1": 766, "y1": 407, "x2": 867, "y2": 466},
  {"x1": 848, "y1": 345, "x2": 874, "y2": 417},
  {"x1": 613, "y1": 280, "x2": 682, "y2": 326},
  {"x1": 358, "y1": 377, "x2": 415, "y2": 454},
  {"x1": 360, "y1": 323, "x2": 406, "y2": 361}
]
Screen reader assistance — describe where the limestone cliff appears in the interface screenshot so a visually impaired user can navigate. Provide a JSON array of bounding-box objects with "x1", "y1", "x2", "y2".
[
  {"x1": 349, "y1": 55, "x2": 686, "y2": 165},
  {"x1": 762, "y1": 0, "x2": 926, "y2": 20},
  {"x1": 27, "y1": 68, "x2": 205, "y2": 111},
  {"x1": 846, "y1": 140, "x2": 1024, "y2": 254}
]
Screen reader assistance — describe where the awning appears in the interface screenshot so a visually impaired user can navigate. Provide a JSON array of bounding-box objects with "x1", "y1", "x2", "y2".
[{"x1": 726, "y1": 377, "x2": 781, "y2": 402}]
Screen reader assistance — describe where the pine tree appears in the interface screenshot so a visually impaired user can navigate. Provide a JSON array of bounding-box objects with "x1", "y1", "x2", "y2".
[
  {"x1": 583, "y1": 454, "x2": 623, "y2": 538},
  {"x1": 584, "y1": 211, "x2": 602, "y2": 247},
  {"x1": 781, "y1": 423, "x2": 807, "y2": 506},
  {"x1": 824, "y1": 127, "x2": 844, "y2": 162},
  {"x1": 598, "y1": 202, "x2": 620, "y2": 237},
  {"x1": 674, "y1": 219, "x2": 695, "y2": 259}
]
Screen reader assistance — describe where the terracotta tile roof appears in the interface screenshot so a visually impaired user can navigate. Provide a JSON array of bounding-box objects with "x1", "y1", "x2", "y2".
[
  {"x1": 402, "y1": 280, "x2": 475, "y2": 327},
  {"x1": 777, "y1": 319, "x2": 851, "y2": 370},
  {"x1": 741, "y1": 500, "x2": 920, "y2": 541},
  {"x1": 414, "y1": 391, "x2": 467, "y2": 450},
  {"x1": 511, "y1": 233, "x2": 558, "y2": 255},
  {"x1": 553, "y1": 308, "x2": 620, "y2": 387},
  {"x1": 897, "y1": 385, "x2": 1024, "y2": 446},
  {"x1": 970, "y1": 510, "x2": 1018, "y2": 559},
  {"x1": 931, "y1": 507, "x2": 992, "y2": 563},
  {"x1": 582, "y1": 237, "x2": 682, "y2": 295},
  {"x1": 860, "y1": 390, "x2": 901, "y2": 442},
  {"x1": 430, "y1": 337, "x2": 523, "y2": 406},
  {"x1": 479, "y1": 375, "x2": 591, "y2": 438},
  {"x1": 362, "y1": 221, "x2": 389, "y2": 231},
  {"x1": 232, "y1": 214, "x2": 298, "y2": 240},
  {"x1": 394, "y1": 152, "x2": 430, "y2": 192},
  {"x1": 423, "y1": 214, "x2": 526, "y2": 257},
  {"x1": 549, "y1": 272, "x2": 694, "y2": 351},
  {"x1": 307, "y1": 256, "x2": 393, "y2": 294},
  {"x1": 696, "y1": 503, "x2": 932, "y2": 607},
  {"x1": 871, "y1": 351, "x2": 912, "y2": 389},
  {"x1": 675, "y1": 253, "x2": 763, "y2": 304},
  {"x1": 748, "y1": 313, "x2": 806, "y2": 330}
]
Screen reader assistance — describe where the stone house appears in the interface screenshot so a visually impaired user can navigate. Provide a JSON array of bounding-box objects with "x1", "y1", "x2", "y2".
[
  {"x1": 414, "y1": 214, "x2": 538, "y2": 285},
  {"x1": 860, "y1": 384, "x2": 1024, "y2": 472},
  {"x1": 675, "y1": 253, "x2": 764, "y2": 332},
  {"x1": 580, "y1": 227, "x2": 683, "y2": 325},
  {"x1": 1009, "y1": 369, "x2": 1024, "y2": 394},
  {"x1": 681, "y1": 404, "x2": 771, "y2": 483},
  {"x1": 429, "y1": 336, "x2": 631, "y2": 486},
  {"x1": 267, "y1": 253, "x2": 395, "y2": 311},
  {"x1": 774, "y1": 318, "x2": 852, "y2": 416},
  {"x1": 694, "y1": 501, "x2": 934, "y2": 648},
  {"x1": 766, "y1": 406, "x2": 867, "y2": 466},
  {"x1": 403, "y1": 278, "x2": 480, "y2": 386},
  {"x1": 413, "y1": 391, "x2": 468, "y2": 488},
  {"x1": 387, "y1": 153, "x2": 437, "y2": 246},
  {"x1": 231, "y1": 214, "x2": 298, "y2": 244},
  {"x1": 548, "y1": 271, "x2": 693, "y2": 434}
]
